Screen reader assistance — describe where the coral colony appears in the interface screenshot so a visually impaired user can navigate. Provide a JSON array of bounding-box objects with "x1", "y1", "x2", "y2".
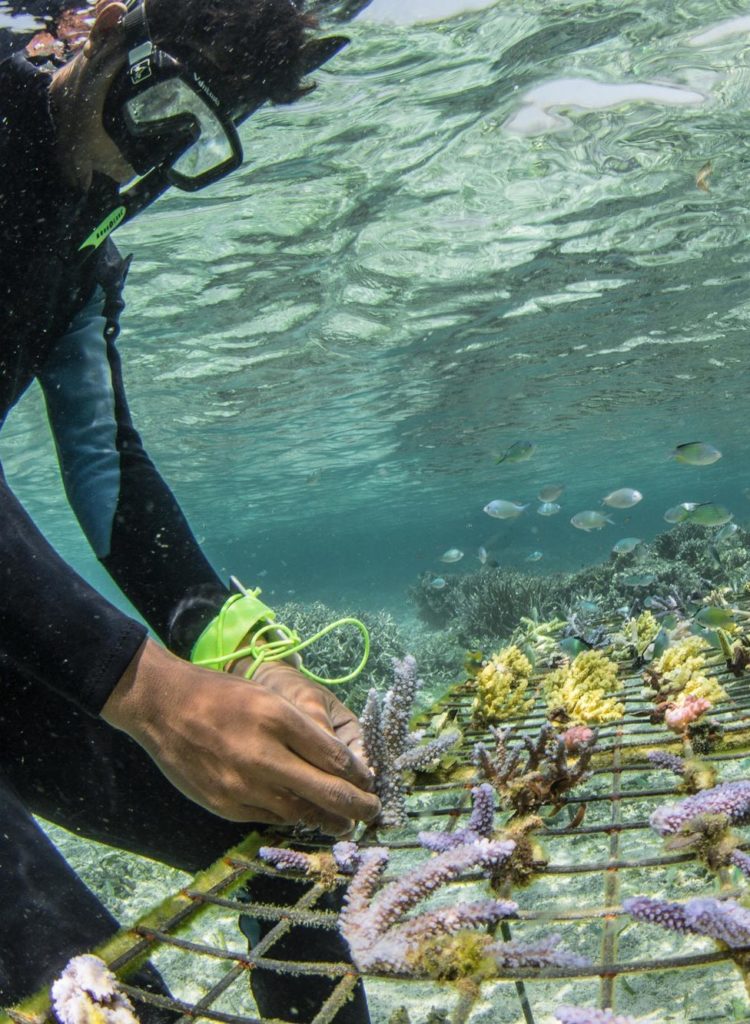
[
  {"x1": 623, "y1": 896, "x2": 750, "y2": 949},
  {"x1": 418, "y1": 783, "x2": 495, "y2": 852},
  {"x1": 649, "y1": 780, "x2": 750, "y2": 836},
  {"x1": 51, "y1": 955, "x2": 139, "y2": 1024},
  {"x1": 362, "y1": 655, "x2": 460, "y2": 826},
  {"x1": 473, "y1": 722, "x2": 597, "y2": 815}
]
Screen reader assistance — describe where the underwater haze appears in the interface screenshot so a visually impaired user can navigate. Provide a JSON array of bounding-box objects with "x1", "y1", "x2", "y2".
[{"x1": 3, "y1": 0, "x2": 750, "y2": 618}]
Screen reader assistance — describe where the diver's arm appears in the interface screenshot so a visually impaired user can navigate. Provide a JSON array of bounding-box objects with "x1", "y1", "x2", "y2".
[
  {"x1": 37, "y1": 281, "x2": 229, "y2": 656},
  {"x1": 0, "y1": 462, "x2": 147, "y2": 713}
]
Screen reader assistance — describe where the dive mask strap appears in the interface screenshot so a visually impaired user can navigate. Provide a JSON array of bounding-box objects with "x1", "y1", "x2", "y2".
[{"x1": 190, "y1": 580, "x2": 370, "y2": 685}]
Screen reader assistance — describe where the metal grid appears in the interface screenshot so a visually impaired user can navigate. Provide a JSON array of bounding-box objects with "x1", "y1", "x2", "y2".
[{"x1": 6, "y1": 643, "x2": 750, "y2": 1024}]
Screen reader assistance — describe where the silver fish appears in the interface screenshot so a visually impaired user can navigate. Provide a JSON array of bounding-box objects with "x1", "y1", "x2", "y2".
[
  {"x1": 663, "y1": 502, "x2": 699, "y2": 524},
  {"x1": 525, "y1": 550, "x2": 543, "y2": 562},
  {"x1": 612, "y1": 537, "x2": 642, "y2": 555},
  {"x1": 477, "y1": 545, "x2": 488, "y2": 565},
  {"x1": 483, "y1": 499, "x2": 529, "y2": 519},
  {"x1": 440, "y1": 548, "x2": 464, "y2": 563},
  {"x1": 496, "y1": 440, "x2": 536, "y2": 465},
  {"x1": 538, "y1": 483, "x2": 565, "y2": 502},
  {"x1": 672, "y1": 441, "x2": 722, "y2": 466},
  {"x1": 715, "y1": 522, "x2": 739, "y2": 544},
  {"x1": 571, "y1": 510, "x2": 614, "y2": 532},
  {"x1": 602, "y1": 488, "x2": 643, "y2": 509},
  {"x1": 430, "y1": 577, "x2": 448, "y2": 589},
  {"x1": 537, "y1": 501, "x2": 561, "y2": 516}
]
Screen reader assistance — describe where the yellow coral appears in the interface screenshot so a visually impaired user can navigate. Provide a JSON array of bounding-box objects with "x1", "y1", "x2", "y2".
[
  {"x1": 544, "y1": 649, "x2": 624, "y2": 724},
  {"x1": 472, "y1": 645, "x2": 533, "y2": 723},
  {"x1": 649, "y1": 635, "x2": 727, "y2": 705}
]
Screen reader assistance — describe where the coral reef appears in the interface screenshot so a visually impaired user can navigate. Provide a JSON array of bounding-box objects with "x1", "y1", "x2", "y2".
[
  {"x1": 643, "y1": 636, "x2": 727, "y2": 708},
  {"x1": 543, "y1": 650, "x2": 624, "y2": 724},
  {"x1": 51, "y1": 955, "x2": 139, "y2": 1024},
  {"x1": 650, "y1": 781, "x2": 750, "y2": 836},
  {"x1": 338, "y1": 839, "x2": 517, "y2": 974},
  {"x1": 474, "y1": 723, "x2": 597, "y2": 815},
  {"x1": 362, "y1": 656, "x2": 460, "y2": 826},
  {"x1": 472, "y1": 645, "x2": 533, "y2": 724},
  {"x1": 624, "y1": 895, "x2": 750, "y2": 948}
]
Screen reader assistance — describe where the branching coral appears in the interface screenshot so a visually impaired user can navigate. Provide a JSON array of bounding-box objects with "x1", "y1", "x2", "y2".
[
  {"x1": 474, "y1": 723, "x2": 597, "y2": 815},
  {"x1": 418, "y1": 783, "x2": 495, "y2": 852},
  {"x1": 51, "y1": 955, "x2": 139, "y2": 1024},
  {"x1": 610, "y1": 610, "x2": 660, "y2": 663},
  {"x1": 362, "y1": 656, "x2": 460, "y2": 826},
  {"x1": 646, "y1": 750, "x2": 716, "y2": 793},
  {"x1": 650, "y1": 780, "x2": 750, "y2": 836},
  {"x1": 543, "y1": 650, "x2": 624, "y2": 724},
  {"x1": 624, "y1": 895, "x2": 750, "y2": 948},
  {"x1": 338, "y1": 839, "x2": 517, "y2": 974},
  {"x1": 472, "y1": 645, "x2": 534, "y2": 724},
  {"x1": 643, "y1": 635, "x2": 727, "y2": 707}
]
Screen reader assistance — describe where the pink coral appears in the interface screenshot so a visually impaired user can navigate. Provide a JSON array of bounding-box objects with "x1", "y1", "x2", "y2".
[
  {"x1": 561, "y1": 726, "x2": 594, "y2": 752},
  {"x1": 664, "y1": 695, "x2": 711, "y2": 733}
]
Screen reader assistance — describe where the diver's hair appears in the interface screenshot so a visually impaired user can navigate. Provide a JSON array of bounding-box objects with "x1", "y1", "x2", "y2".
[{"x1": 144, "y1": 0, "x2": 318, "y2": 105}]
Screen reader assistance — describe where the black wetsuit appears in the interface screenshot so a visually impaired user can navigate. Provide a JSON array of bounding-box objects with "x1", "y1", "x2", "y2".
[{"x1": 0, "y1": 51, "x2": 367, "y2": 1023}]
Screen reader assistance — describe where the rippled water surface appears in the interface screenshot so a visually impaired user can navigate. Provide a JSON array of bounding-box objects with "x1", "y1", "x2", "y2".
[{"x1": 4, "y1": 0, "x2": 750, "y2": 612}]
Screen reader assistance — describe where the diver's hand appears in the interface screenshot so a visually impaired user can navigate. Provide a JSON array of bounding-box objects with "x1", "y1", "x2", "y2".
[
  {"x1": 101, "y1": 638, "x2": 380, "y2": 834},
  {"x1": 232, "y1": 658, "x2": 368, "y2": 763}
]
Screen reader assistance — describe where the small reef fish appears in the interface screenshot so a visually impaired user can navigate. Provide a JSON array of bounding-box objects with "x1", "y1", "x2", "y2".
[
  {"x1": 429, "y1": 577, "x2": 448, "y2": 590},
  {"x1": 495, "y1": 440, "x2": 536, "y2": 465},
  {"x1": 602, "y1": 488, "x2": 643, "y2": 509},
  {"x1": 537, "y1": 501, "x2": 561, "y2": 516},
  {"x1": 440, "y1": 548, "x2": 464, "y2": 563},
  {"x1": 694, "y1": 605, "x2": 734, "y2": 628},
  {"x1": 483, "y1": 499, "x2": 529, "y2": 519},
  {"x1": 622, "y1": 572, "x2": 657, "y2": 587},
  {"x1": 685, "y1": 503, "x2": 733, "y2": 527},
  {"x1": 696, "y1": 160, "x2": 712, "y2": 192},
  {"x1": 570, "y1": 510, "x2": 614, "y2": 531},
  {"x1": 538, "y1": 483, "x2": 565, "y2": 502},
  {"x1": 526, "y1": 550, "x2": 543, "y2": 562},
  {"x1": 671, "y1": 441, "x2": 722, "y2": 466},
  {"x1": 477, "y1": 545, "x2": 488, "y2": 565},
  {"x1": 612, "y1": 537, "x2": 642, "y2": 555},
  {"x1": 715, "y1": 522, "x2": 739, "y2": 544},
  {"x1": 663, "y1": 502, "x2": 699, "y2": 524}
]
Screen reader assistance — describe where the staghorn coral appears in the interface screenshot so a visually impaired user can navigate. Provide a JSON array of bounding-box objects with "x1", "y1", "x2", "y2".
[
  {"x1": 556, "y1": 1007, "x2": 656, "y2": 1024},
  {"x1": 338, "y1": 839, "x2": 517, "y2": 974},
  {"x1": 51, "y1": 955, "x2": 139, "y2": 1024},
  {"x1": 643, "y1": 635, "x2": 727, "y2": 708},
  {"x1": 487, "y1": 933, "x2": 589, "y2": 969},
  {"x1": 543, "y1": 650, "x2": 624, "y2": 725},
  {"x1": 474, "y1": 723, "x2": 597, "y2": 815},
  {"x1": 362, "y1": 657, "x2": 461, "y2": 827},
  {"x1": 650, "y1": 780, "x2": 750, "y2": 836},
  {"x1": 646, "y1": 750, "x2": 716, "y2": 793},
  {"x1": 418, "y1": 783, "x2": 495, "y2": 852},
  {"x1": 472, "y1": 645, "x2": 534, "y2": 724},
  {"x1": 624, "y1": 895, "x2": 750, "y2": 948}
]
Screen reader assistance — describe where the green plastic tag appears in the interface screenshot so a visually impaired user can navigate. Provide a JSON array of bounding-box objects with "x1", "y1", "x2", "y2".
[{"x1": 79, "y1": 206, "x2": 127, "y2": 251}]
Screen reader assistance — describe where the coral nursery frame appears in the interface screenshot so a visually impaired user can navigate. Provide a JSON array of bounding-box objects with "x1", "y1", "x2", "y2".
[{"x1": 6, "y1": 638, "x2": 750, "y2": 1024}]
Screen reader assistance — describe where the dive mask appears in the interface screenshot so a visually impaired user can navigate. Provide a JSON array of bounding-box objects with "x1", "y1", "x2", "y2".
[{"x1": 103, "y1": 0, "x2": 349, "y2": 192}]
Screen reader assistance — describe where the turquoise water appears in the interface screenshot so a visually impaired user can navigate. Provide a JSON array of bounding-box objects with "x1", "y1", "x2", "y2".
[{"x1": 3, "y1": 0, "x2": 750, "y2": 617}]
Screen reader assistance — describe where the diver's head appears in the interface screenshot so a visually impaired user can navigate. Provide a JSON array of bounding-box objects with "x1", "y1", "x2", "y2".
[{"x1": 50, "y1": 0, "x2": 346, "y2": 191}]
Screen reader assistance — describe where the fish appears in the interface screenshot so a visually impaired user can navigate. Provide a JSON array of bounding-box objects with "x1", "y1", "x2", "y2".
[
  {"x1": 559, "y1": 637, "x2": 592, "y2": 658},
  {"x1": 440, "y1": 548, "x2": 464, "y2": 563},
  {"x1": 622, "y1": 572, "x2": 657, "y2": 587},
  {"x1": 483, "y1": 499, "x2": 529, "y2": 519},
  {"x1": 570, "y1": 510, "x2": 614, "y2": 531},
  {"x1": 429, "y1": 577, "x2": 448, "y2": 590},
  {"x1": 538, "y1": 484, "x2": 565, "y2": 502},
  {"x1": 671, "y1": 441, "x2": 722, "y2": 466},
  {"x1": 495, "y1": 440, "x2": 536, "y2": 465},
  {"x1": 537, "y1": 502, "x2": 561, "y2": 516},
  {"x1": 477, "y1": 545, "x2": 488, "y2": 565},
  {"x1": 526, "y1": 550, "x2": 543, "y2": 562},
  {"x1": 694, "y1": 605, "x2": 734, "y2": 628},
  {"x1": 715, "y1": 522, "x2": 739, "y2": 544},
  {"x1": 602, "y1": 488, "x2": 643, "y2": 509},
  {"x1": 612, "y1": 537, "x2": 642, "y2": 555},
  {"x1": 696, "y1": 160, "x2": 712, "y2": 192},
  {"x1": 684, "y1": 503, "x2": 733, "y2": 527},
  {"x1": 663, "y1": 502, "x2": 699, "y2": 524}
]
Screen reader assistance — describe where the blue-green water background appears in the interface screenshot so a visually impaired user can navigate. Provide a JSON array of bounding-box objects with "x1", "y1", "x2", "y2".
[{"x1": 3, "y1": 0, "x2": 750, "y2": 621}]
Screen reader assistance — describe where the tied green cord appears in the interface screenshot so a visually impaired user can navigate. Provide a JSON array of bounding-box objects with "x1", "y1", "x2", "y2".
[{"x1": 191, "y1": 590, "x2": 370, "y2": 686}]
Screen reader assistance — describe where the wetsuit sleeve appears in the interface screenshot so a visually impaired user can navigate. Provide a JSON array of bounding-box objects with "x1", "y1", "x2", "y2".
[
  {"x1": 37, "y1": 274, "x2": 229, "y2": 667},
  {"x1": 0, "y1": 463, "x2": 148, "y2": 714}
]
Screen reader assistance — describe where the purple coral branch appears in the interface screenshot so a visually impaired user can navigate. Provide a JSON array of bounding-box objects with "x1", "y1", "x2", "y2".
[
  {"x1": 488, "y1": 934, "x2": 590, "y2": 969},
  {"x1": 556, "y1": 1007, "x2": 653, "y2": 1024},
  {"x1": 647, "y1": 750, "x2": 686, "y2": 776},
  {"x1": 650, "y1": 780, "x2": 750, "y2": 836},
  {"x1": 394, "y1": 730, "x2": 460, "y2": 772},
  {"x1": 624, "y1": 895, "x2": 750, "y2": 947},
  {"x1": 258, "y1": 847, "x2": 314, "y2": 874},
  {"x1": 418, "y1": 783, "x2": 496, "y2": 852},
  {"x1": 340, "y1": 839, "x2": 517, "y2": 973},
  {"x1": 730, "y1": 848, "x2": 750, "y2": 879}
]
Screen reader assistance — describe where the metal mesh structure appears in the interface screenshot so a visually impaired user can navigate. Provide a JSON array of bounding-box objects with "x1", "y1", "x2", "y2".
[{"x1": 6, "y1": 633, "x2": 750, "y2": 1024}]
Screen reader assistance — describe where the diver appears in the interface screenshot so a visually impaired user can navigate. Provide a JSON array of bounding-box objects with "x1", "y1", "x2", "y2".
[{"x1": 0, "y1": 0, "x2": 379, "y2": 1020}]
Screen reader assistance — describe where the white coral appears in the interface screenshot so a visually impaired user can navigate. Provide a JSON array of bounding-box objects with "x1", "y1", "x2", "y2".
[{"x1": 51, "y1": 955, "x2": 139, "y2": 1024}]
